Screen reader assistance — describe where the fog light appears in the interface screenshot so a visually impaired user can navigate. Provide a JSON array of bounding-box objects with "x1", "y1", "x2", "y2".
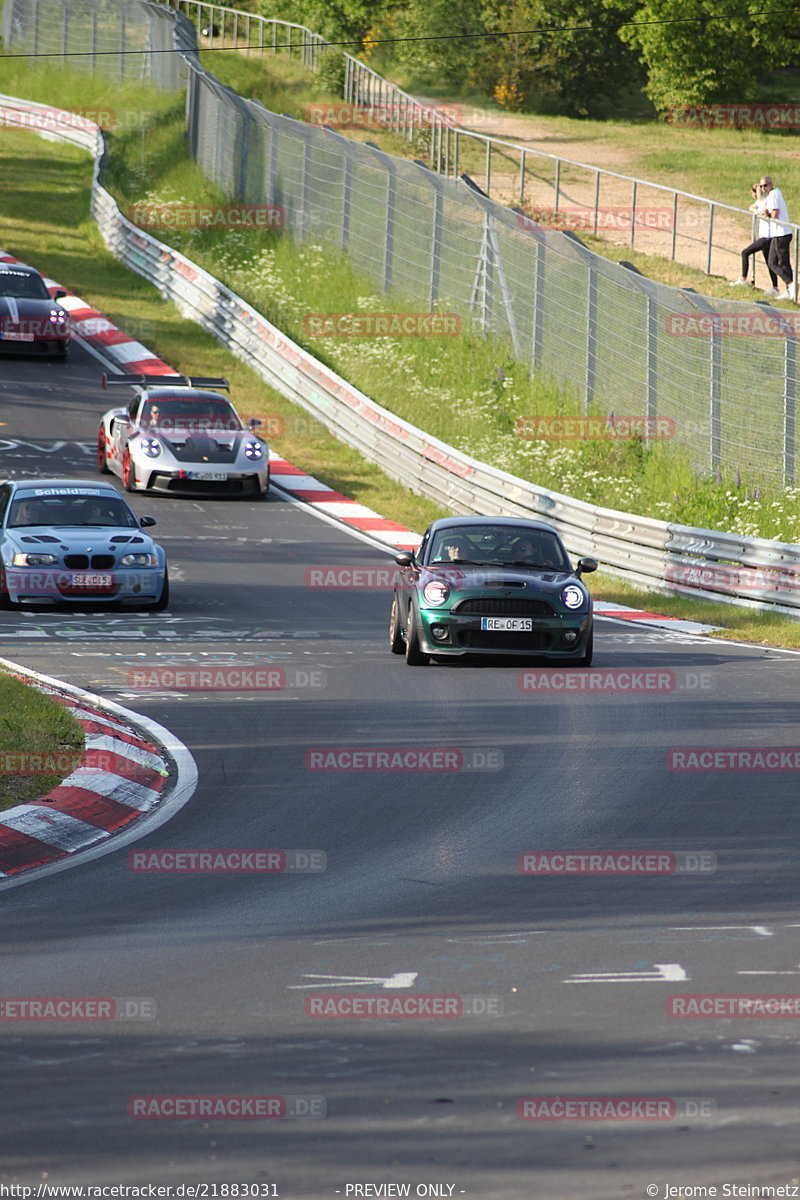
[
  {"x1": 431, "y1": 625, "x2": 449, "y2": 642},
  {"x1": 563, "y1": 630, "x2": 578, "y2": 643}
]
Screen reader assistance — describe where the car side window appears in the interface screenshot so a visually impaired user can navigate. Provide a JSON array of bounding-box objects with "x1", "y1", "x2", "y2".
[
  {"x1": 0, "y1": 484, "x2": 11, "y2": 526},
  {"x1": 128, "y1": 398, "x2": 140, "y2": 421}
]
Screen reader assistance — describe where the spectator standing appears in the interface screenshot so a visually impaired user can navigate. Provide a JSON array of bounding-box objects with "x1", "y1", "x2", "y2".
[
  {"x1": 730, "y1": 181, "x2": 778, "y2": 295},
  {"x1": 762, "y1": 176, "x2": 795, "y2": 301}
]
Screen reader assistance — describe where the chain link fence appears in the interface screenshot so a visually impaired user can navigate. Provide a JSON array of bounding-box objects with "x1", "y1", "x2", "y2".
[
  {"x1": 2, "y1": 0, "x2": 799, "y2": 491},
  {"x1": 1, "y1": 0, "x2": 192, "y2": 91}
]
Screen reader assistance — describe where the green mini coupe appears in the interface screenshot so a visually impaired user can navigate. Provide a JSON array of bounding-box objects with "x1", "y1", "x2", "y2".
[{"x1": 389, "y1": 516, "x2": 597, "y2": 666}]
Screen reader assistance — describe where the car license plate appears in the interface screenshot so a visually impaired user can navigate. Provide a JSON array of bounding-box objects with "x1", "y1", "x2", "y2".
[
  {"x1": 480, "y1": 617, "x2": 533, "y2": 631},
  {"x1": 71, "y1": 574, "x2": 113, "y2": 588},
  {"x1": 2, "y1": 331, "x2": 34, "y2": 341},
  {"x1": 190, "y1": 471, "x2": 228, "y2": 481}
]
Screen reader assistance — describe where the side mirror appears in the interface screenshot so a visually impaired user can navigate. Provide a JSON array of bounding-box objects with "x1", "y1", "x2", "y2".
[
  {"x1": 53, "y1": 288, "x2": 67, "y2": 299},
  {"x1": 140, "y1": 515, "x2": 157, "y2": 528},
  {"x1": 248, "y1": 417, "x2": 263, "y2": 430},
  {"x1": 576, "y1": 556, "x2": 598, "y2": 576},
  {"x1": 394, "y1": 552, "x2": 415, "y2": 567}
]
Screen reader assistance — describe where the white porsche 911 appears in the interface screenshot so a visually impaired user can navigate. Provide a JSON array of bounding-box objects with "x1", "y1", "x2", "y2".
[{"x1": 97, "y1": 373, "x2": 270, "y2": 498}]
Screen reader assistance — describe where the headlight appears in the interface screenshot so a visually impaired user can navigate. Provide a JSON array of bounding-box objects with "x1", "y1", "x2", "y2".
[
  {"x1": 121, "y1": 553, "x2": 158, "y2": 566},
  {"x1": 561, "y1": 584, "x2": 586, "y2": 609},
  {"x1": 142, "y1": 437, "x2": 161, "y2": 458},
  {"x1": 244, "y1": 440, "x2": 264, "y2": 460},
  {"x1": 48, "y1": 309, "x2": 67, "y2": 325},
  {"x1": 12, "y1": 553, "x2": 57, "y2": 566},
  {"x1": 423, "y1": 579, "x2": 450, "y2": 606}
]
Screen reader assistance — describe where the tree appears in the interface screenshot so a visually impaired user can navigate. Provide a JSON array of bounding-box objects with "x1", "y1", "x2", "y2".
[{"x1": 619, "y1": 0, "x2": 796, "y2": 111}]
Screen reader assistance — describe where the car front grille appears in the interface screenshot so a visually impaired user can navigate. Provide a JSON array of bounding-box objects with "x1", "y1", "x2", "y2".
[
  {"x1": 453, "y1": 597, "x2": 555, "y2": 617},
  {"x1": 458, "y1": 630, "x2": 555, "y2": 650},
  {"x1": 64, "y1": 554, "x2": 116, "y2": 569}
]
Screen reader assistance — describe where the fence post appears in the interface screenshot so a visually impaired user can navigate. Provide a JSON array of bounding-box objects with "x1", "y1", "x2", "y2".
[
  {"x1": 554, "y1": 159, "x2": 561, "y2": 214},
  {"x1": 119, "y1": 10, "x2": 126, "y2": 79},
  {"x1": 485, "y1": 140, "x2": 491, "y2": 195},
  {"x1": 384, "y1": 159, "x2": 396, "y2": 292},
  {"x1": 342, "y1": 155, "x2": 352, "y2": 252},
  {"x1": 61, "y1": 1, "x2": 68, "y2": 66},
  {"x1": 586, "y1": 257, "x2": 597, "y2": 409},
  {"x1": 630, "y1": 179, "x2": 637, "y2": 248},
  {"x1": 710, "y1": 324, "x2": 721, "y2": 475},
  {"x1": 91, "y1": 7, "x2": 97, "y2": 71},
  {"x1": 646, "y1": 294, "x2": 658, "y2": 443},
  {"x1": 706, "y1": 203, "x2": 714, "y2": 275},
  {"x1": 784, "y1": 321, "x2": 797, "y2": 485},
  {"x1": 671, "y1": 193, "x2": 678, "y2": 260},
  {"x1": 532, "y1": 236, "x2": 545, "y2": 371},
  {"x1": 519, "y1": 150, "x2": 526, "y2": 203},
  {"x1": 429, "y1": 185, "x2": 443, "y2": 308}
]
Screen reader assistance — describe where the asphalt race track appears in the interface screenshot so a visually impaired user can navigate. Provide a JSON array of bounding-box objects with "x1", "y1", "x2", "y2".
[{"x1": 1, "y1": 343, "x2": 800, "y2": 1199}]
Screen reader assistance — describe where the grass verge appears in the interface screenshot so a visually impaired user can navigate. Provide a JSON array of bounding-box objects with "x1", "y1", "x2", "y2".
[{"x1": 0, "y1": 672, "x2": 85, "y2": 811}]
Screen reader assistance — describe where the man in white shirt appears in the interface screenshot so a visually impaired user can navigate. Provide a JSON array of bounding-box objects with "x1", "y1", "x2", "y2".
[
  {"x1": 762, "y1": 176, "x2": 795, "y2": 301},
  {"x1": 730, "y1": 181, "x2": 779, "y2": 294}
]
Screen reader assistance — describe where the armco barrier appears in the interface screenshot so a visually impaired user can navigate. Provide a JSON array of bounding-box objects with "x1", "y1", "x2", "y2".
[{"x1": 3, "y1": 91, "x2": 800, "y2": 617}]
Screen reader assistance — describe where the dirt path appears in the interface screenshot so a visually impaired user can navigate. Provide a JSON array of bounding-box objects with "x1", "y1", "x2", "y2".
[{"x1": 413, "y1": 97, "x2": 760, "y2": 284}]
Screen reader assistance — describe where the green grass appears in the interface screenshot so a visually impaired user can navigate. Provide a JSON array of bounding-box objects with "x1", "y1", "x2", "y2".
[
  {"x1": 0, "y1": 672, "x2": 85, "y2": 811},
  {"x1": 3, "y1": 53, "x2": 800, "y2": 647}
]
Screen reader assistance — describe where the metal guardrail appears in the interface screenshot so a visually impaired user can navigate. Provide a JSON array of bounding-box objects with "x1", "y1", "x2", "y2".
[
  {"x1": 2, "y1": 91, "x2": 799, "y2": 617},
  {"x1": 164, "y1": 0, "x2": 800, "y2": 288}
]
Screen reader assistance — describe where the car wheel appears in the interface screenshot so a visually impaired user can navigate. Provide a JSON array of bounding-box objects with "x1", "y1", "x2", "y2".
[
  {"x1": 122, "y1": 448, "x2": 135, "y2": 492},
  {"x1": 389, "y1": 594, "x2": 405, "y2": 654},
  {"x1": 97, "y1": 428, "x2": 110, "y2": 474},
  {"x1": 152, "y1": 567, "x2": 170, "y2": 611},
  {"x1": 404, "y1": 603, "x2": 429, "y2": 666},
  {"x1": 574, "y1": 629, "x2": 593, "y2": 667}
]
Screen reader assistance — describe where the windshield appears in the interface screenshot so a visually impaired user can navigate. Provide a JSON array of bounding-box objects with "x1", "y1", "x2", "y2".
[
  {"x1": 428, "y1": 525, "x2": 569, "y2": 570},
  {"x1": 0, "y1": 271, "x2": 50, "y2": 301},
  {"x1": 8, "y1": 494, "x2": 139, "y2": 529},
  {"x1": 140, "y1": 397, "x2": 243, "y2": 433}
]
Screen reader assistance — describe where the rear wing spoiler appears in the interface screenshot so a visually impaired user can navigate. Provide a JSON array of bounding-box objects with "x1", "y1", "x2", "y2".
[{"x1": 102, "y1": 372, "x2": 230, "y2": 390}]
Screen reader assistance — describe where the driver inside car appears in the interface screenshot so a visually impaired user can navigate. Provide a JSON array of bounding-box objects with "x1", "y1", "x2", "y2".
[
  {"x1": 433, "y1": 535, "x2": 471, "y2": 562},
  {"x1": 513, "y1": 535, "x2": 556, "y2": 566}
]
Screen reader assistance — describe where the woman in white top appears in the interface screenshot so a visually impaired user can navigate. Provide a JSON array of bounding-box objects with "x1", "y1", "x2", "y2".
[{"x1": 730, "y1": 180, "x2": 779, "y2": 294}]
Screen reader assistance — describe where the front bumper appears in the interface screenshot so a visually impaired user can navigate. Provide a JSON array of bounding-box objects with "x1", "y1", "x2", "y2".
[
  {"x1": 5, "y1": 567, "x2": 165, "y2": 605},
  {"x1": 416, "y1": 606, "x2": 593, "y2": 658},
  {"x1": 138, "y1": 466, "x2": 269, "y2": 496},
  {"x1": 0, "y1": 332, "x2": 70, "y2": 356}
]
